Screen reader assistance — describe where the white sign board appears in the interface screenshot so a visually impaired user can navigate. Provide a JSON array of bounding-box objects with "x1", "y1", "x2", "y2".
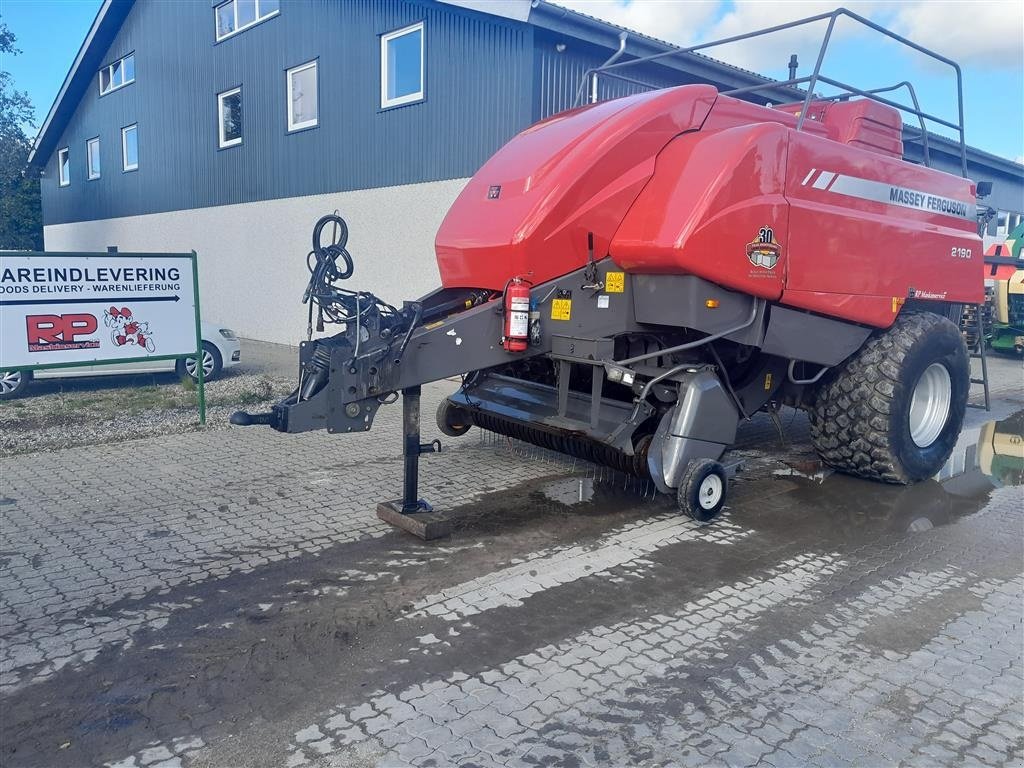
[{"x1": 0, "y1": 253, "x2": 199, "y2": 371}]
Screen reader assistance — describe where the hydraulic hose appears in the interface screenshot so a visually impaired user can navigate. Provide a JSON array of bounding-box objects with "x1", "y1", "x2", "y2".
[
  {"x1": 616, "y1": 300, "x2": 762, "y2": 367},
  {"x1": 395, "y1": 302, "x2": 423, "y2": 362},
  {"x1": 301, "y1": 213, "x2": 401, "y2": 330},
  {"x1": 310, "y1": 214, "x2": 353, "y2": 283}
]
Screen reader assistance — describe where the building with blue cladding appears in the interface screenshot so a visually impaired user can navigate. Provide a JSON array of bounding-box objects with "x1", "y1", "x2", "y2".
[{"x1": 29, "y1": 0, "x2": 1024, "y2": 344}]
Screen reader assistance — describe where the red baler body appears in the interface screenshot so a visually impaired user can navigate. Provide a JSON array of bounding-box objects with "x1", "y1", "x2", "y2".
[{"x1": 436, "y1": 85, "x2": 981, "y2": 328}]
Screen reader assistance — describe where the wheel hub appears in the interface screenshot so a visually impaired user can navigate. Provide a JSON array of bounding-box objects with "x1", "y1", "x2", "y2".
[
  {"x1": 909, "y1": 362, "x2": 952, "y2": 448},
  {"x1": 0, "y1": 371, "x2": 22, "y2": 395},
  {"x1": 186, "y1": 351, "x2": 215, "y2": 377},
  {"x1": 698, "y1": 473, "x2": 723, "y2": 510}
]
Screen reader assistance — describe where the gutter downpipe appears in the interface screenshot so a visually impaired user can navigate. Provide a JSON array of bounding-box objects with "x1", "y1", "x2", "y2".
[{"x1": 591, "y1": 31, "x2": 628, "y2": 104}]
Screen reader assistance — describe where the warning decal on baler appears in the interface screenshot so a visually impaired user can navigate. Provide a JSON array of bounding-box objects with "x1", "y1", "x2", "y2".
[
  {"x1": 605, "y1": 272, "x2": 625, "y2": 293},
  {"x1": 551, "y1": 298, "x2": 572, "y2": 321}
]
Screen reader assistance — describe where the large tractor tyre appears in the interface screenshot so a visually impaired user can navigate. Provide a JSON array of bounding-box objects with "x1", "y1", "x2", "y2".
[{"x1": 809, "y1": 311, "x2": 969, "y2": 484}]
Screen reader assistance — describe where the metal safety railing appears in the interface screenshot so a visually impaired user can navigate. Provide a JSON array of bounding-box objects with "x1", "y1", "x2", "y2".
[{"x1": 574, "y1": 7, "x2": 967, "y2": 177}]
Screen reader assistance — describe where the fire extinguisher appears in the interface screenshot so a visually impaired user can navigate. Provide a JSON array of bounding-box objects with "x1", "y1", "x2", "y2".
[{"x1": 502, "y1": 277, "x2": 532, "y2": 352}]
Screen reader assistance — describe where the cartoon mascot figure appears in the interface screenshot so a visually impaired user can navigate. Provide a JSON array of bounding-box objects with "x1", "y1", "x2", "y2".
[{"x1": 103, "y1": 306, "x2": 156, "y2": 353}]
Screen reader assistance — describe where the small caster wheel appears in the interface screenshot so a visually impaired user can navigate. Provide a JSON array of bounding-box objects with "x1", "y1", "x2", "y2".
[
  {"x1": 676, "y1": 458, "x2": 727, "y2": 523},
  {"x1": 436, "y1": 399, "x2": 471, "y2": 437}
]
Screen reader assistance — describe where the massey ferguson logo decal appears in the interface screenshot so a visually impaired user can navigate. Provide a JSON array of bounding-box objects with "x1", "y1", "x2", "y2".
[
  {"x1": 26, "y1": 313, "x2": 100, "y2": 352},
  {"x1": 801, "y1": 169, "x2": 975, "y2": 221},
  {"x1": 747, "y1": 227, "x2": 781, "y2": 269},
  {"x1": 889, "y1": 187, "x2": 969, "y2": 218}
]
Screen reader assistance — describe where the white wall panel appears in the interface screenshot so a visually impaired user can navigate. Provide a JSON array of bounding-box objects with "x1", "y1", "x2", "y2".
[{"x1": 44, "y1": 178, "x2": 470, "y2": 346}]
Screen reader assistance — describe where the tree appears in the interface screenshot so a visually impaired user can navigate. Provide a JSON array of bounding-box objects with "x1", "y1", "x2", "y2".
[{"x1": 0, "y1": 19, "x2": 42, "y2": 251}]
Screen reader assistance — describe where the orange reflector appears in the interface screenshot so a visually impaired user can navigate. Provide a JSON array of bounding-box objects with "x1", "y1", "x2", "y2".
[{"x1": 705, "y1": 299, "x2": 719, "y2": 308}]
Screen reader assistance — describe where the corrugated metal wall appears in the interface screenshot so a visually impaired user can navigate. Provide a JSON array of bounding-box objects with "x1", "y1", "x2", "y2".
[
  {"x1": 532, "y1": 29, "x2": 715, "y2": 122},
  {"x1": 39, "y1": 0, "x2": 1024, "y2": 228},
  {"x1": 41, "y1": 0, "x2": 533, "y2": 226}
]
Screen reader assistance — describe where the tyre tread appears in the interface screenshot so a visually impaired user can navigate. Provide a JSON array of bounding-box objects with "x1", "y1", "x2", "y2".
[{"x1": 809, "y1": 311, "x2": 964, "y2": 484}]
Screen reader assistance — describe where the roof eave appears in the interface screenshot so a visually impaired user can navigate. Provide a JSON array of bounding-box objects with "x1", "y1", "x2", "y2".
[
  {"x1": 926, "y1": 133, "x2": 1024, "y2": 176},
  {"x1": 528, "y1": 0, "x2": 807, "y2": 105}
]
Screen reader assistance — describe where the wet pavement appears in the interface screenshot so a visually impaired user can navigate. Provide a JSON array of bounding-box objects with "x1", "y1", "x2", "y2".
[{"x1": 0, "y1": 357, "x2": 1022, "y2": 767}]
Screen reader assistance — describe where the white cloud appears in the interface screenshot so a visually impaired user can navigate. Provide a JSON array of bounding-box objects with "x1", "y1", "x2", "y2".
[
  {"x1": 890, "y1": 1, "x2": 1024, "y2": 68},
  {"x1": 699, "y1": 1, "x2": 883, "y2": 73},
  {"x1": 552, "y1": 0, "x2": 1023, "y2": 73},
  {"x1": 552, "y1": 1, "x2": 886, "y2": 75},
  {"x1": 554, "y1": 0, "x2": 721, "y2": 47}
]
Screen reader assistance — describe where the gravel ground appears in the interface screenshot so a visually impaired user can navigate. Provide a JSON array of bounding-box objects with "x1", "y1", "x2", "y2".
[{"x1": 0, "y1": 340, "x2": 299, "y2": 457}]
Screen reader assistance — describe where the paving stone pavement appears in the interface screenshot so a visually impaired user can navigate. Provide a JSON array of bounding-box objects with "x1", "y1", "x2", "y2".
[{"x1": 1, "y1": 358, "x2": 1023, "y2": 768}]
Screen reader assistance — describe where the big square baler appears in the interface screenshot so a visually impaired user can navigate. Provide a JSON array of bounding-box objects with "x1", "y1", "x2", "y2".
[{"x1": 233, "y1": 9, "x2": 986, "y2": 522}]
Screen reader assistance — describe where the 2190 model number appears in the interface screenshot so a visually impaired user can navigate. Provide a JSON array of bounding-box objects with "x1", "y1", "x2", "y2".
[{"x1": 951, "y1": 247, "x2": 972, "y2": 259}]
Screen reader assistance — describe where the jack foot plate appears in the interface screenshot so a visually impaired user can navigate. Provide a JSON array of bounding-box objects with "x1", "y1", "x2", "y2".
[{"x1": 376, "y1": 499, "x2": 452, "y2": 541}]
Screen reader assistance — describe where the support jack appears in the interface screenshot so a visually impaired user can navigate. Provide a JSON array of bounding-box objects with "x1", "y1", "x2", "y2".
[{"x1": 376, "y1": 386, "x2": 451, "y2": 540}]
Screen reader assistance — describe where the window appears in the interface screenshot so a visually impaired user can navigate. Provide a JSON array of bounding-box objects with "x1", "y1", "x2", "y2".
[
  {"x1": 58, "y1": 147, "x2": 70, "y2": 187},
  {"x1": 218, "y1": 87, "x2": 242, "y2": 148},
  {"x1": 99, "y1": 53, "x2": 135, "y2": 95},
  {"x1": 215, "y1": 0, "x2": 279, "y2": 41},
  {"x1": 381, "y1": 21, "x2": 424, "y2": 109},
  {"x1": 122, "y1": 124, "x2": 138, "y2": 171},
  {"x1": 287, "y1": 60, "x2": 318, "y2": 131},
  {"x1": 87, "y1": 137, "x2": 100, "y2": 180}
]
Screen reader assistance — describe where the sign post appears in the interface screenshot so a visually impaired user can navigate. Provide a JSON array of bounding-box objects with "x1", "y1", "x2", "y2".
[{"x1": 0, "y1": 251, "x2": 205, "y2": 423}]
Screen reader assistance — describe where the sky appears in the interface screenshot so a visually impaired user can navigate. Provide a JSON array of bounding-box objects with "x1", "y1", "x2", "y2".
[
  {"x1": 0, "y1": 0, "x2": 1021, "y2": 163},
  {"x1": 1, "y1": 0, "x2": 102, "y2": 128}
]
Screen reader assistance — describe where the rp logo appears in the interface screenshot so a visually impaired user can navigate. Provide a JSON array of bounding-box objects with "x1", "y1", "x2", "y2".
[{"x1": 26, "y1": 313, "x2": 100, "y2": 352}]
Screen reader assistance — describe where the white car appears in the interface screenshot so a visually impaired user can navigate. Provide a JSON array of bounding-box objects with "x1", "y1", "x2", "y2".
[{"x1": 0, "y1": 321, "x2": 241, "y2": 399}]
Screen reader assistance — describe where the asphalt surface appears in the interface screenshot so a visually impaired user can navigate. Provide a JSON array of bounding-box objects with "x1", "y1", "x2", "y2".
[{"x1": 1, "y1": 347, "x2": 1022, "y2": 768}]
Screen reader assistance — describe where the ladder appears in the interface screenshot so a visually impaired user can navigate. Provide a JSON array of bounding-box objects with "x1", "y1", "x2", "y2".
[{"x1": 962, "y1": 300, "x2": 991, "y2": 411}]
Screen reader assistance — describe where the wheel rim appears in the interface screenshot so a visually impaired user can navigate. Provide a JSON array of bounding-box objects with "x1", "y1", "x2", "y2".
[
  {"x1": 186, "y1": 350, "x2": 214, "y2": 377},
  {"x1": 0, "y1": 371, "x2": 22, "y2": 394},
  {"x1": 909, "y1": 362, "x2": 952, "y2": 448},
  {"x1": 698, "y1": 473, "x2": 723, "y2": 510}
]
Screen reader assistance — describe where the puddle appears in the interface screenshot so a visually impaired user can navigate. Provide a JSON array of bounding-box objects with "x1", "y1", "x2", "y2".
[
  {"x1": 541, "y1": 477, "x2": 597, "y2": 505},
  {"x1": 537, "y1": 476, "x2": 656, "y2": 506},
  {"x1": 768, "y1": 412, "x2": 1024, "y2": 492},
  {"x1": 429, "y1": 472, "x2": 664, "y2": 539},
  {"x1": 748, "y1": 410, "x2": 1024, "y2": 539},
  {"x1": 773, "y1": 460, "x2": 834, "y2": 483},
  {"x1": 428, "y1": 411, "x2": 1023, "y2": 542},
  {"x1": 938, "y1": 411, "x2": 1024, "y2": 489}
]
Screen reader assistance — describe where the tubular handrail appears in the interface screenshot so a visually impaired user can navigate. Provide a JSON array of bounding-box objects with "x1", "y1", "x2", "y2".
[
  {"x1": 862, "y1": 81, "x2": 930, "y2": 168},
  {"x1": 573, "y1": 7, "x2": 967, "y2": 177}
]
